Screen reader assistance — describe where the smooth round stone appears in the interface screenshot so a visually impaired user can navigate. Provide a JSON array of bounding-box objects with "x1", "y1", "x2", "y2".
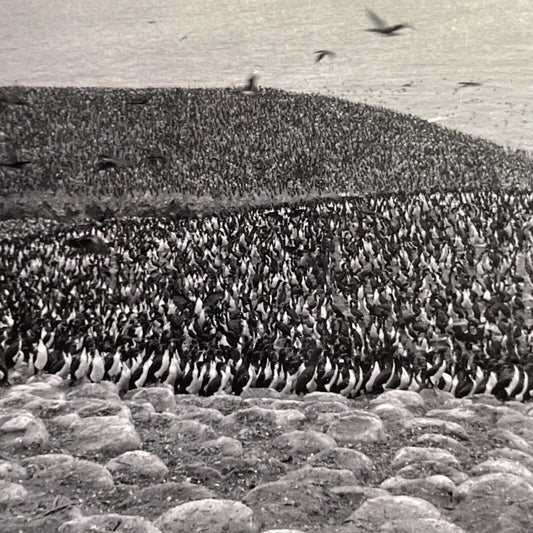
[
  {"x1": 68, "y1": 398, "x2": 132, "y2": 420},
  {"x1": 392, "y1": 447, "x2": 460, "y2": 469},
  {"x1": 127, "y1": 401, "x2": 157, "y2": 423},
  {"x1": 326, "y1": 413, "x2": 387, "y2": 444},
  {"x1": 66, "y1": 382, "x2": 120, "y2": 401},
  {"x1": 454, "y1": 472, "x2": 533, "y2": 502},
  {"x1": 372, "y1": 403, "x2": 415, "y2": 425},
  {"x1": 0, "y1": 480, "x2": 28, "y2": 505},
  {"x1": 24, "y1": 453, "x2": 115, "y2": 490},
  {"x1": 471, "y1": 458, "x2": 533, "y2": 486},
  {"x1": 279, "y1": 466, "x2": 357, "y2": 486},
  {"x1": 154, "y1": 498, "x2": 256, "y2": 533},
  {"x1": 127, "y1": 387, "x2": 176, "y2": 413},
  {"x1": 379, "y1": 475, "x2": 456, "y2": 508},
  {"x1": 345, "y1": 495, "x2": 441, "y2": 530},
  {"x1": 371, "y1": 390, "x2": 425, "y2": 409},
  {"x1": 200, "y1": 436, "x2": 244, "y2": 457},
  {"x1": 220, "y1": 407, "x2": 306, "y2": 430},
  {"x1": 106, "y1": 450, "x2": 169, "y2": 481},
  {"x1": 63, "y1": 415, "x2": 141, "y2": 456},
  {"x1": 488, "y1": 429, "x2": 533, "y2": 454},
  {"x1": 491, "y1": 448, "x2": 533, "y2": 471},
  {"x1": 302, "y1": 400, "x2": 352, "y2": 416},
  {"x1": 274, "y1": 430, "x2": 337, "y2": 455},
  {"x1": 0, "y1": 459, "x2": 28, "y2": 481},
  {"x1": 173, "y1": 405, "x2": 224, "y2": 425},
  {"x1": 404, "y1": 418, "x2": 469, "y2": 441},
  {"x1": 415, "y1": 434, "x2": 468, "y2": 455},
  {"x1": 302, "y1": 392, "x2": 351, "y2": 404},
  {"x1": 306, "y1": 447, "x2": 374, "y2": 478},
  {"x1": 0, "y1": 411, "x2": 50, "y2": 448},
  {"x1": 168, "y1": 420, "x2": 216, "y2": 442},
  {"x1": 201, "y1": 395, "x2": 244, "y2": 413}
]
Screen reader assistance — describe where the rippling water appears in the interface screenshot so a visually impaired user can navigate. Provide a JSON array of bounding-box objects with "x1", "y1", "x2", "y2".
[{"x1": 1, "y1": 0, "x2": 532, "y2": 151}]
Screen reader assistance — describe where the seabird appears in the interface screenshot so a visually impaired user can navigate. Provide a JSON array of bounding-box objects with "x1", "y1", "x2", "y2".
[
  {"x1": 454, "y1": 82, "x2": 482, "y2": 93},
  {"x1": 65, "y1": 235, "x2": 110, "y2": 255},
  {"x1": 314, "y1": 50, "x2": 336, "y2": 63},
  {"x1": 244, "y1": 72, "x2": 259, "y2": 92},
  {"x1": 96, "y1": 154, "x2": 131, "y2": 171},
  {"x1": 365, "y1": 8, "x2": 413, "y2": 36}
]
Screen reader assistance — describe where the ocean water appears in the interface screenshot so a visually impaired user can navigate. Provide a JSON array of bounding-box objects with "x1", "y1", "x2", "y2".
[{"x1": 1, "y1": 0, "x2": 532, "y2": 151}]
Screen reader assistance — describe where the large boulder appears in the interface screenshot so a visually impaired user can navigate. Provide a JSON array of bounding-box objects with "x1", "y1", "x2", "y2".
[
  {"x1": 345, "y1": 495, "x2": 441, "y2": 531},
  {"x1": 0, "y1": 480, "x2": 28, "y2": 505},
  {"x1": 392, "y1": 446, "x2": 460, "y2": 469},
  {"x1": 274, "y1": 430, "x2": 337, "y2": 456},
  {"x1": 0, "y1": 409, "x2": 49, "y2": 450},
  {"x1": 127, "y1": 387, "x2": 176, "y2": 413},
  {"x1": 61, "y1": 415, "x2": 141, "y2": 456},
  {"x1": 326, "y1": 413, "x2": 387, "y2": 444},
  {"x1": 451, "y1": 473, "x2": 533, "y2": 533},
  {"x1": 22, "y1": 453, "x2": 114, "y2": 490},
  {"x1": 106, "y1": 450, "x2": 169, "y2": 482},
  {"x1": 306, "y1": 447, "x2": 374, "y2": 479},
  {"x1": 370, "y1": 390, "x2": 425, "y2": 409},
  {"x1": 154, "y1": 498, "x2": 256, "y2": 533}
]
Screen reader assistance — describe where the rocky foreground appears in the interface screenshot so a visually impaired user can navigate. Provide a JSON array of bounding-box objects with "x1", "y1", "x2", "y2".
[{"x1": 1, "y1": 377, "x2": 533, "y2": 533}]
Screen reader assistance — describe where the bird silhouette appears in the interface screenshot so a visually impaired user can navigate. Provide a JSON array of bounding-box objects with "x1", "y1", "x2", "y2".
[
  {"x1": 127, "y1": 96, "x2": 151, "y2": 106},
  {"x1": 314, "y1": 50, "x2": 336, "y2": 63},
  {"x1": 66, "y1": 235, "x2": 111, "y2": 254},
  {"x1": 96, "y1": 154, "x2": 131, "y2": 171},
  {"x1": 365, "y1": 8, "x2": 412, "y2": 36},
  {"x1": 454, "y1": 82, "x2": 482, "y2": 93},
  {"x1": 244, "y1": 72, "x2": 259, "y2": 92},
  {"x1": 0, "y1": 94, "x2": 29, "y2": 106},
  {"x1": 0, "y1": 159, "x2": 32, "y2": 169},
  {"x1": 0, "y1": 148, "x2": 32, "y2": 169}
]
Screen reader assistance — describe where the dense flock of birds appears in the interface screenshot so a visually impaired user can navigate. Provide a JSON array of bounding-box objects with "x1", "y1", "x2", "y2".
[
  {"x1": 2, "y1": 189, "x2": 533, "y2": 400},
  {"x1": 1, "y1": 87, "x2": 531, "y2": 204}
]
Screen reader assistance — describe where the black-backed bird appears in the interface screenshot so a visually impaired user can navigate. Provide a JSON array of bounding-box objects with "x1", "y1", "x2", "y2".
[
  {"x1": 365, "y1": 8, "x2": 413, "y2": 36},
  {"x1": 314, "y1": 50, "x2": 336, "y2": 63}
]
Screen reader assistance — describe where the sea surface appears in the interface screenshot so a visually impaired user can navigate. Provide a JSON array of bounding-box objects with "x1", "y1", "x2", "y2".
[{"x1": 1, "y1": 0, "x2": 532, "y2": 151}]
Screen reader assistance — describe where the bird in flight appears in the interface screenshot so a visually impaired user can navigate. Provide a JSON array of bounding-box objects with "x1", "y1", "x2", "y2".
[
  {"x1": 96, "y1": 154, "x2": 131, "y2": 171},
  {"x1": 454, "y1": 81, "x2": 482, "y2": 93},
  {"x1": 127, "y1": 95, "x2": 151, "y2": 106},
  {"x1": 457, "y1": 81, "x2": 482, "y2": 88},
  {"x1": 314, "y1": 50, "x2": 336, "y2": 63},
  {"x1": 365, "y1": 8, "x2": 413, "y2": 36},
  {"x1": 0, "y1": 147, "x2": 32, "y2": 169}
]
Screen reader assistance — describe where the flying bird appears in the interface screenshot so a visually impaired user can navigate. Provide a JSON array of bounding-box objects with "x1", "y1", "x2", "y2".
[
  {"x1": 0, "y1": 148, "x2": 32, "y2": 169},
  {"x1": 0, "y1": 159, "x2": 32, "y2": 169},
  {"x1": 455, "y1": 81, "x2": 482, "y2": 93},
  {"x1": 96, "y1": 154, "x2": 131, "y2": 171},
  {"x1": 314, "y1": 50, "x2": 336, "y2": 63},
  {"x1": 127, "y1": 95, "x2": 151, "y2": 106},
  {"x1": 365, "y1": 8, "x2": 413, "y2": 36},
  {"x1": 0, "y1": 94, "x2": 29, "y2": 106},
  {"x1": 66, "y1": 235, "x2": 111, "y2": 254}
]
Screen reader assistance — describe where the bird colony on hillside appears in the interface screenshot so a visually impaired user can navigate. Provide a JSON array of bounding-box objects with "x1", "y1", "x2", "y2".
[
  {"x1": 0, "y1": 87, "x2": 530, "y2": 205},
  {"x1": 2, "y1": 188, "x2": 533, "y2": 401}
]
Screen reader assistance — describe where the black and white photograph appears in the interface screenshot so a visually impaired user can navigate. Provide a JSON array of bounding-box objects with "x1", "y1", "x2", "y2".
[{"x1": 1, "y1": 1, "x2": 532, "y2": 532}]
